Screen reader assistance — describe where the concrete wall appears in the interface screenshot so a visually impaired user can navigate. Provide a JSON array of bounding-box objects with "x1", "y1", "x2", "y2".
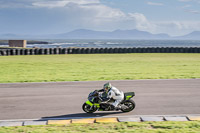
[
  {"x1": 9, "y1": 40, "x2": 27, "y2": 48},
  {"x1": 0, "y1": 47, "x2": 200, "y2": 56}
]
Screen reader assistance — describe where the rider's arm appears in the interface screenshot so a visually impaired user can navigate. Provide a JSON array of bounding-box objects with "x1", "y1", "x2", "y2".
[
  {"x1": 97, "y1": 89, "x2": 104, "y2": 92},
  {"x1": 107, "y1": 90, "x2": 115, "y2": 99}
]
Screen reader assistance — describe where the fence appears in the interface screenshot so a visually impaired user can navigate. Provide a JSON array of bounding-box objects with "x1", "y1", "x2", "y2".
[{"x1": 0, "y1": 47, "x2": 200, "y2": 56}]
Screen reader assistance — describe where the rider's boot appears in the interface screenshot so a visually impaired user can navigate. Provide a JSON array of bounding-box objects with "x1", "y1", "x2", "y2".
[
  {"x1": 115, "y1": 105, "x2": 121, "y2": 111},
  {"x1": 108, "y1": 105, "x2": 115, "y2": 110}
]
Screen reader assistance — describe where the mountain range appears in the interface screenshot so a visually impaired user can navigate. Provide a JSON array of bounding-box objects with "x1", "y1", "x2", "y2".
[{"x1": 0, "y1": 29, "x2": 200, "y2": 40}]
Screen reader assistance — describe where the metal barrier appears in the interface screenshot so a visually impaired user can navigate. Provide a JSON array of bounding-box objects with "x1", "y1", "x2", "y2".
[{"x1": 0, "y1": 47, "x2": 200, "y2": 56}]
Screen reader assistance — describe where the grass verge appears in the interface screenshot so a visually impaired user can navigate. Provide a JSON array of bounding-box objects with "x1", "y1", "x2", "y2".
[
  {"x1": 0, "y1": 53, "x2": 200, "y2": 83},
  {"x1": 0, "y1": 121, "x2": 200, "y2": 133}
]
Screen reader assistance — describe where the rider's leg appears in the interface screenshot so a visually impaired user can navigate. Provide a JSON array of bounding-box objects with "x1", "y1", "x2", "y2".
[
  {"x1": 111, "y1": 95, "x2": 124, "y2": 110},
  {"x1": 112, "y1": 99, "x2": 121, "y2": 107}
]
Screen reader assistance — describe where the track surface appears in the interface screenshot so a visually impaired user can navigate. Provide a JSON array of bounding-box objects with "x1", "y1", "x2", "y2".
[{"x1": 0, "y1": 79, "x2": 200, "y2": 120}]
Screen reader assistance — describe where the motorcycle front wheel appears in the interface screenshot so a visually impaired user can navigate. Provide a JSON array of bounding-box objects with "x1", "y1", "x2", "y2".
[
  {"x1": 121, "y1": 100, "x2": 136, "y2": 112},
  {"x1": 82, "y1": 103, "x2": 97, "y2": 113}
]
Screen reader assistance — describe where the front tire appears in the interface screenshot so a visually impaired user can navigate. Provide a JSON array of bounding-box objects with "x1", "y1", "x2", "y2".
[
  {"x1": 82, "y1": 103, "x2": 97, "y2": 113},
  {"x1": 121, "y1": 100, "x2": 136, "y2": 112}
]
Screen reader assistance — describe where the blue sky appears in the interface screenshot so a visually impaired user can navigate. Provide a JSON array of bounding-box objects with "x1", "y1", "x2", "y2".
[{"x1": 0, "y1": 0, "x2": 200, "y2": 36}]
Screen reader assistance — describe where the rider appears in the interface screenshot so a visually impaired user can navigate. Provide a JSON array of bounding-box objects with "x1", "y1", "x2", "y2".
[{"x1": 98, "y1": 82, "x2": 124, "y2": 110}]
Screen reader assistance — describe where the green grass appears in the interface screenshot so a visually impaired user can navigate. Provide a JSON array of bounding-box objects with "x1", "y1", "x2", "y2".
[
  {"x1": 0, "y1": 53, "x2": 200, "y2": 83},
  {"x1": 0, "y1": 121, "x2": 200, "y2": 133}
]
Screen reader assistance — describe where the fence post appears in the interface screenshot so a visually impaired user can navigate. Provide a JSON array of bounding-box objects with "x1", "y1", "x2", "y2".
[
  {"x1": 89, "y1": 48, "x2": 94, "y2": 54},
  {"x1": 183, "y1": 47, "x2": 187, "y2": 53},
  {"x1": 108, "y1": 48, "x2": 114, "y2": 53},
  {"x1": 141, "y1": 48, "x2": 145, "y2": 53},
  {"x1": 30, "y1": 49, "x2": 34, "y2": 55},
  {"x1": 58, "y1": 48, "x2": 61, "y2": 54},
  {"x1": 62, "y1": 48, "x2": 68, "y2": 54},
  {"x1": 84, "y1": 48, "x2": 88, "y2": 54},
  {"x1": 39, "y1": 49, "x2": 44, "y2": 55},
  {"x1": 67, "y1": 48, "x2": 73, "y2": 54},
  {"x1": 113, "y1": 48, "x2": 118, "y2": 53},
  {"x1": 25, "y1": 49, "x2": 30, "y2": 55},
  {"x1": 138, "y1": 48, "x2": 142, "y2": 53},
  {"x1": 69, "y1": 48, "x2": 74, "y2": 54},
  {"x1": 1, "y1": 50, "x2": 6, "y2": 56},
  {"x1": 103, "y1": 48, "x2": 108, "y2": 53},
  {"x1": 44, "y1": 48, "x2": 50, "y2": 55},
  {"x1": 193, "y1": 47, "x2": 198, "y2": 53},
  {"x1": 98, "y1": 48, "x2": 103, "y2": 53},
  {"x1": 131, "y1": 48, "x2": 135, "y2": 53},
  {"x1": 126, "y1": 48, "x2": 131, "y2": 53},
  {"x1": 119, "y1": 48, "x2": 124, "y2": 53},
  {"x1": 158, "y1": 47, "x2": 162, "y2": 53},
  {"x1": 6, "y1": 49, "x2": 11, "y2": 56},
  {"x1": 197, "y1": 47, "x2": 200, "y2": 53},
  {"x1": 164, "y1": 47, "x2": 169, "y2": 53},
  {"x1": 81, "y1": 48, "x2": 85, "y2": 54},
  {"x1": 49, "y1": 48, "x2": 53, "y2": 54},
  {"x1": 0, "y1": 50, "x2": 3, "y2": 56},
  {"x1": 34, "y1": 48, "x2": 38, "y2": 55},
  {"x1": 15, "y1": 49, "x2": 19, "y2": 55},
  {"x1": 179, "y1": 47, "x2": 183, "y2": 53},
  {"x1": 78, "y1": 48, "x2": 83, "y2": 54},
  {"x1": 75, "y1": 48, "x2": 80, "y2": 54},
  {"x1": 10, "y1": 49, "x2": 16, "y2": 55},
  {"x1": 160, "y1": 47, "x2": 164, "y2": 53},
  {"x1": 53, "y1": 48, "x2": 57, "y2": 54},
  {"x1": 170, "y1": 47, "x2": 174, "y2": 53},
  {"x1": 93, "y1": 48, "x2": 98, "y2": 53},
  {"x1": 20, "y1": 49, "x2": 25, "y2": 55}
]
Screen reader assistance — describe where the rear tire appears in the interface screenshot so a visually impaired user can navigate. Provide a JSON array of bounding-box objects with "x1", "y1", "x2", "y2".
[
  {"x1": 82, "y1": 103, "x2": 97, "y2": 113},
  {"x1": 121, "y1": 100, "x2": 136, "y2": 112}
]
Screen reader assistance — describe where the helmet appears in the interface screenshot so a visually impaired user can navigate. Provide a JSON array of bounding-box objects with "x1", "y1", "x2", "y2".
[{"x1": 103, "y1": 82, "x2": 112, "y2": 92}]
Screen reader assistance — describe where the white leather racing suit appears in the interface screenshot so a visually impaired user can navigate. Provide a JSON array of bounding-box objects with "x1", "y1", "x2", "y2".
[{"x1": 107, "y1": 86, "x2": 124, "y2": 107}]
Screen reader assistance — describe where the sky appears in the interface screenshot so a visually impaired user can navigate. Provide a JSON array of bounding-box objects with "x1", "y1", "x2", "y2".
[{"x1": 0, "y1": 0, "x2": 200, "y2": 36}]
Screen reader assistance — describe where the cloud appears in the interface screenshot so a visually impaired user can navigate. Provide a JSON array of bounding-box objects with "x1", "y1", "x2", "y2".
[
  {"x1": 32, "y1": 1, "x2": 69, "y2": 8},
  {"x1": 0, "y1": 0, "x2": 145, "y2": 33},
  {"x1": 65, "y1": 4, "x2": 137, "y2": 31},
  {"x1": 147, "y1": 2, "x2": 164, "y2": 6},
  {"x1": 32, "y1": 0, "x2": 100, "y2": 8},
  {"x1": 59, "y1": 4, "x2": 155, "y2": 33},
  {"x1": 185, "y1": 9, "x2": 200, "y2": 14},
  {"x1": 0, "y1": 0, "x2": 31, "y2": 8},
  {"x1": 0, "y1": 0, "x2": 100, "y2": 8},
  {"x1": 127, "y1": 13, "x2": 154, "y2": 31},
  {"x1": 182, "y1": 4, "x2": 192, "y2": 8},
  {"x1": 178, "y1": 0, "x2": 200, "y2": 3},
  {"x1": 152, "y1": 21, "x2": 200, "y2": 35},
  {"x1": 178, "y1": 0, "x2": 200, "y2": 14},
  {"x1": 178, "y1": 0, "x2": 192, "y2": 2},
  {"x1": 0, "y1": 0, "x2": 200, "y2": 36}
]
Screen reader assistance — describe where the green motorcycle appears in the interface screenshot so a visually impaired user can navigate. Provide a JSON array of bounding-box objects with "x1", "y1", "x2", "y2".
[{"x1": 82, "y1": 90, "x2": 136, "y2": 113}]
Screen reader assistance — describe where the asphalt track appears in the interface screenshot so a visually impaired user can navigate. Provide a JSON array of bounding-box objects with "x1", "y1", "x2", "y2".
[{"x1": 0, "y1": 79, "x2": 200, "y2": 120}]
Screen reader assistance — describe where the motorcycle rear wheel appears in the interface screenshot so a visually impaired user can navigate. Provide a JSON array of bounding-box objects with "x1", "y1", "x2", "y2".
[
  {"x1": 121, "y1": 100, "x2": 136, "y2": 112},
  {"x1": 82, "y1": 103, "x2": 97, "y2": 113}
]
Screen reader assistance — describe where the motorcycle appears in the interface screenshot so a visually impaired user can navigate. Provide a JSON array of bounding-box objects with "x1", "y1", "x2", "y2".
[{"x1": 82, "y1": 90, "x2": 136, "y2": 113}]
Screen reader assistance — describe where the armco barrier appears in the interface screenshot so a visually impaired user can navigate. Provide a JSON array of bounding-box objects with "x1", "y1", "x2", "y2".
[{"x1": 0, "y1": 47, "x2": 200, "y2": 56}]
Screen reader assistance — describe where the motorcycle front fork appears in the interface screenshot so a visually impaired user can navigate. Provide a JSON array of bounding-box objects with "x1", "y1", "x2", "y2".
[{"x1": 89, "y1": 105, "x2": 94, "y2": 110}]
